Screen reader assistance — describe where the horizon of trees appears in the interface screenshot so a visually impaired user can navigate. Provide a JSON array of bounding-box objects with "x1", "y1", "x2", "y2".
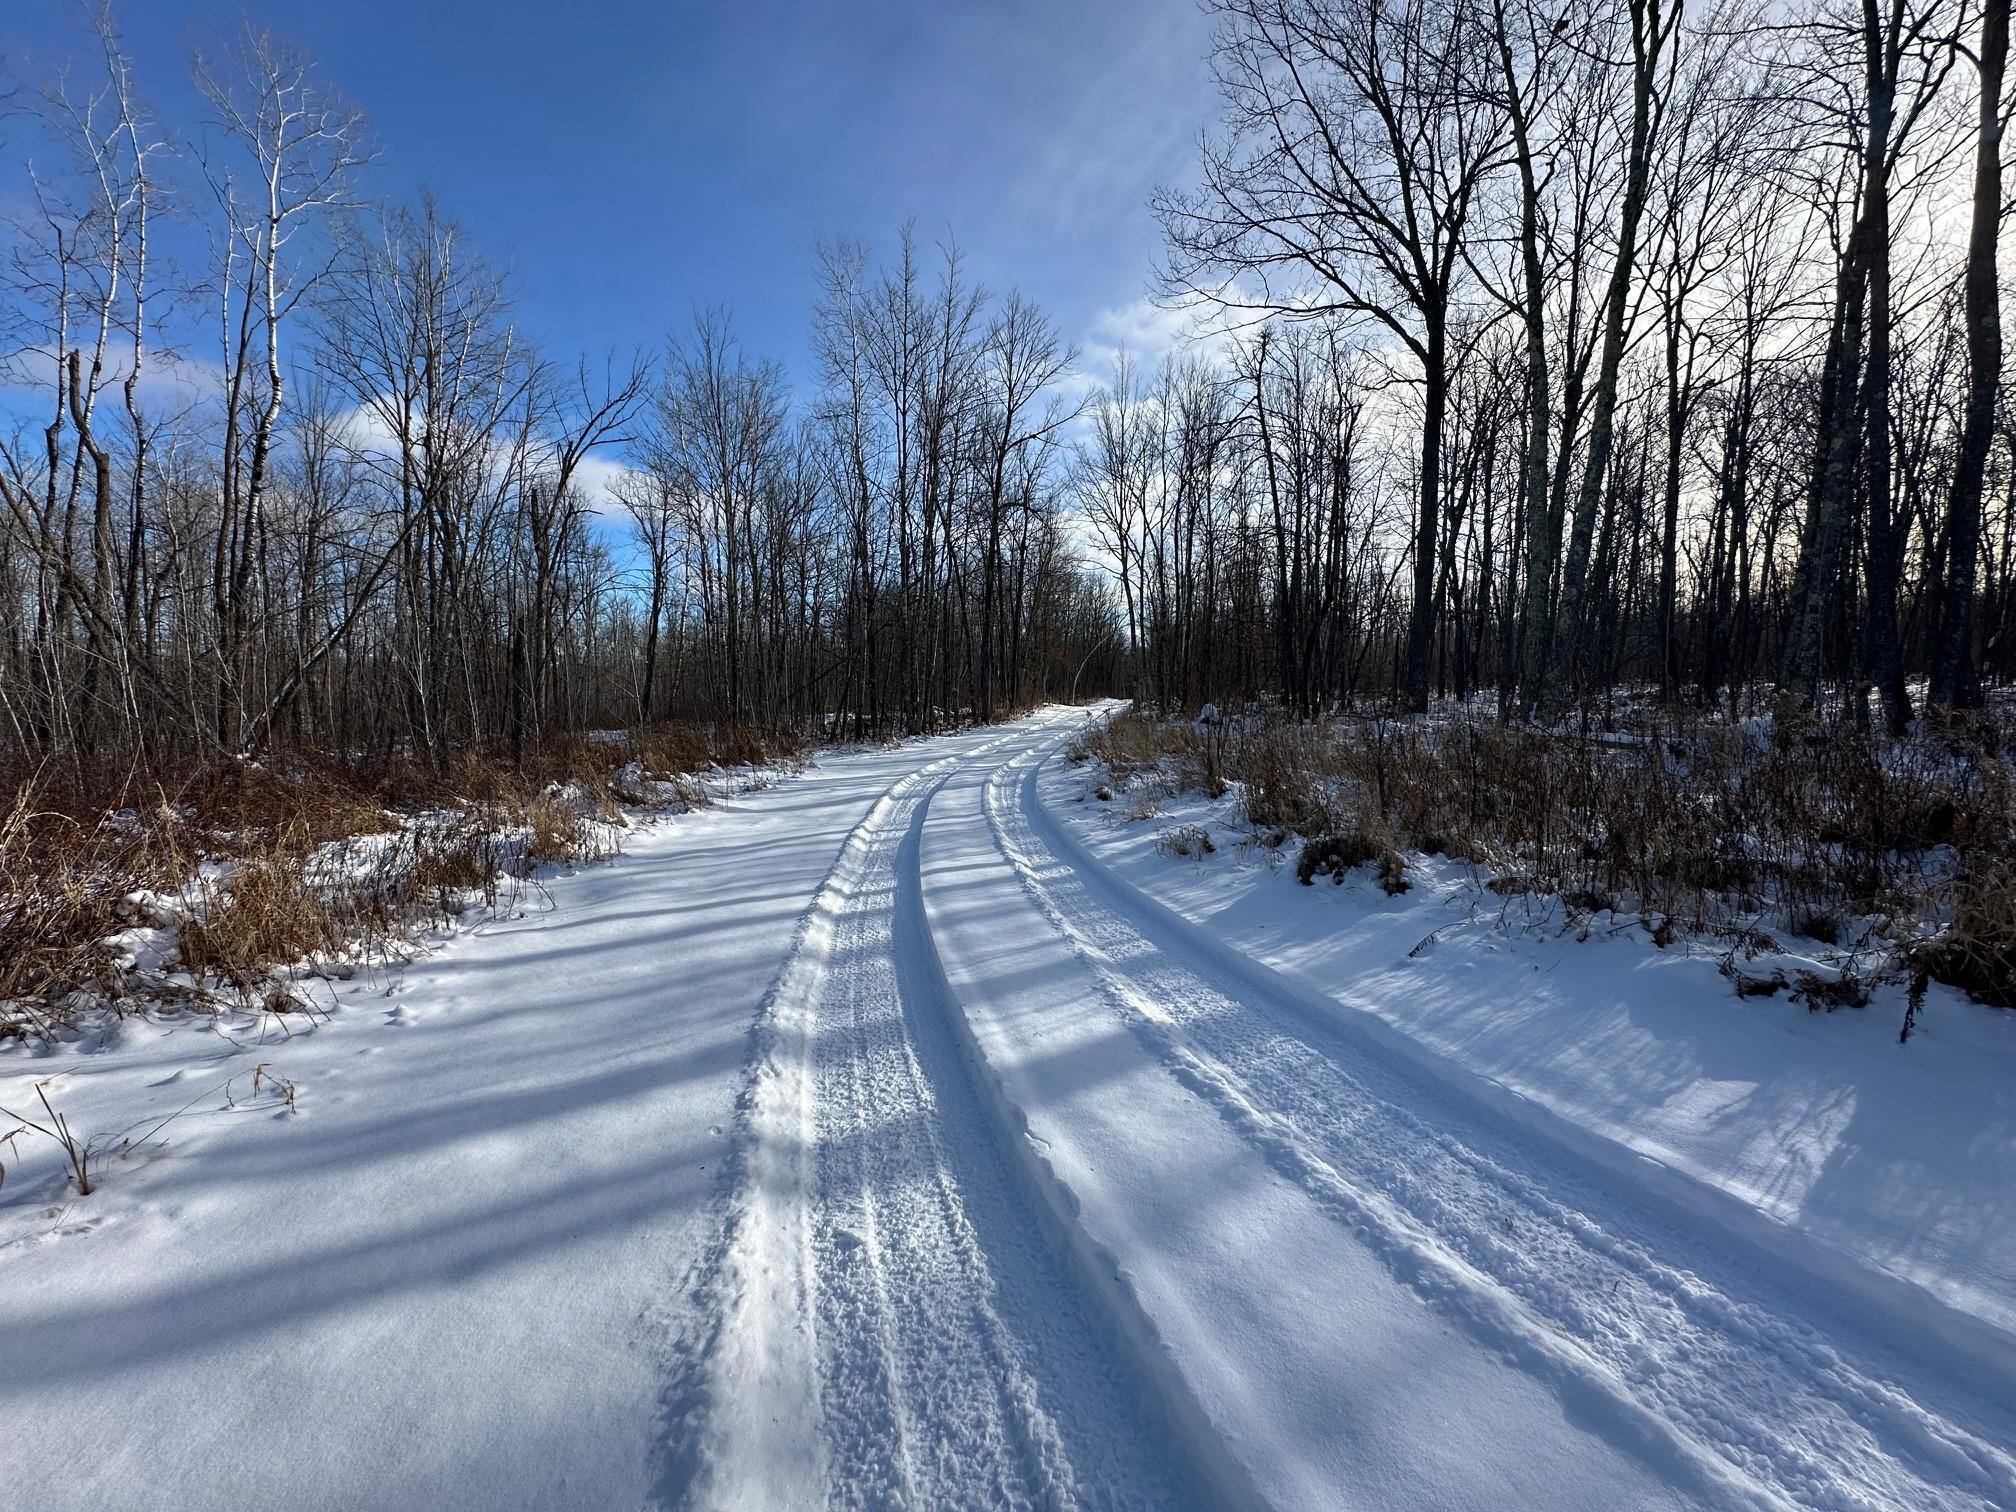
[
  {"x1": 4, "y1": 0, "x2": 2014, "y2": 783},
  {"x1": 0, "y1": 10, "x2": 1117, "y2": 770}
]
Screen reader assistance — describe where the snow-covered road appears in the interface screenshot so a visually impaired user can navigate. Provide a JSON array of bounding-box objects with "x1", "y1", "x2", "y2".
[{"x1": 6, "y1": 706, "x2": 2013, "y2": 1510}]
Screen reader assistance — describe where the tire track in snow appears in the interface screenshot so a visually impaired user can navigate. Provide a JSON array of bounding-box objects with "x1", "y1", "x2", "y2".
[
  {"x1": 675, "y1": 727, "x2": 1022, "y2": 1507},
  {"x1": 812, "y1": 721, "x2": 1192, "y2": 1509},
  {"x1": 807, "y1": 737, "x2": 1073, "y2": 1509},
  {"x1": 985, "y1": 732, "x2": 2016, "y2": 1512},
  {"x1": 687, "y1": 716, "x2": 1191, "y2": 1510}
]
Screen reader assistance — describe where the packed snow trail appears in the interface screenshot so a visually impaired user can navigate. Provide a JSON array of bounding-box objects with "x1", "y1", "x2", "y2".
[
  {"x1": 922, "y1": 719, "x2": 1705, "y2": 1511},
  {"x1": 7, "y1": 707, "x2": 2015, "y2": 1511},
  {"x1": 690, "y1": 713, "x2": 1195, "y2": 1509},
  {"x1": 0, "y1": 718, "x2": 1097, "y2": 1512}
]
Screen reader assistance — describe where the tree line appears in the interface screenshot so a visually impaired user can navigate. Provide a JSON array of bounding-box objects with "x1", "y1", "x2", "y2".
[
  {"x1": 0, "y1": 11, "x2": 1113, "y2": 772},
  {"x1": 1127, "y1": 0, "x2": 2013, "y2": 727},
  {"x1": 6, "y1": 0, "x2": 2014, "y2": 784}
]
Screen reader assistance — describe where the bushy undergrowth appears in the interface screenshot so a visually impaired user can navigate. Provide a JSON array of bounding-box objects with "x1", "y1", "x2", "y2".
[
  {"x1": 0, "y1": 788, "x2": 192, "y2": 1037},
  {"x1": 1294, "y1": 828, "x2": 1382, "y2": 885},
  {"x1": 1156, "y1": 823, "x2": 1216, "y2": 860},
  {"x1": 177, "y1": 845, "x2": 343, "y2": 999},
  {"x1": 0, "y1": 721, "x2": 807, "y2": 1041},
  {"x1": 1076, "y1": 702, "x2": 2016, "y2": 1008}
]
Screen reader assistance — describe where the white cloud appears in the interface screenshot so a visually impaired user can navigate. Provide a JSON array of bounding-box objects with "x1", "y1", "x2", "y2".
[
  {"x1": 1062, "y1": 291, "x2": 1252, "y2": 412},
  {"x1": 325, "y1": 400, "x2": 640, "y2": 519},
  {"x1": 571, "y1": 452, "x2": 645, "y2": 522},
  {"x1": 0, "y1": 344, "x2": 221, "y2": 422}
]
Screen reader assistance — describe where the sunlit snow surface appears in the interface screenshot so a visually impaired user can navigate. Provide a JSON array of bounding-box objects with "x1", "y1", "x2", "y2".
[{"x1": 4, "y1": 705, "x2": 2013, "y2": 1510}]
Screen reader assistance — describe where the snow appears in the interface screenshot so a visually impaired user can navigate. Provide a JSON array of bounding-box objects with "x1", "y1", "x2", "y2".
[
  {"x1": 4, "y1": 704, "x2": 2014, "y2": 1510},
  {"x1": 0, "y1": 726, "x2": 1011, "y2": 1510},
  {"x1": 1048, "y1": 751, "x2": 2016, "y2": 1387},
  {"x1": 924, "y1": 725, "x2": 1702, "y2": 1509},
  {"x1": 694, "y1": 720, "x2": 1191, "y2": 1507}
]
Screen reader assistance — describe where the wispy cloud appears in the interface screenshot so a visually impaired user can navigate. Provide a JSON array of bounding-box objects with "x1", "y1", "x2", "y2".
[
  {"x1": 0, "y1": 346, "x2": 221, "y2": 424},
  {"x1": 1060, "y1": 291, "x2": 1251, "y2": 413}
]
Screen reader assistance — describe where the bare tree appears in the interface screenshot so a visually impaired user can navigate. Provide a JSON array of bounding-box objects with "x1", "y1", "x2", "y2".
[
  {"x1": 1543, "y1": 0, "x2": 1682, "y2": 715},
  {"x1": 1931, "y1": 0, "x2": 2007, "y2": 710},
  {"x1": 1159, "y1": 0, "x2": 1506, "y2": 712},
  {"x1": 194, "y1": 22, "x2": 371, "y2": 747}
]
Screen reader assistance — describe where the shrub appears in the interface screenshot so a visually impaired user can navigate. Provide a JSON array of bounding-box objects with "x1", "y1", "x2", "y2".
[
  {"x1": 0, "y1": 785, "x2": 191, "y2": 1037},
  {"x1": 1076, "y1": 710, "x2": 1217, "y2": 795},
  {"x1": 0, "y1": 716, "x2": 804, "y2": 1040},
  {"x1": 1918, "y1": 859, "x2": 2016, "y2": 1007},
  {"x1": 523, "y1": 793, "x2": 593, "y2": 869},
  {"x1": 632, "y1": 724, "x2": 713, "y2": 777},
  {"x1": 1078, "y1": 700, "x2": 2016, "y2": 1007},
  {"x1": 179, "y1": 843, "x2": 339, "y2": 995},
  {"x1": 1792, "y1": 908, "x2": 1842, "y2": 946},
  {"x1": 1794, "y1": 968, "x2": 1871, "y2": 1011},
  {"x1": 1297, "y1": 830, "x2": 1381, "y2": 886},
  {"x1": 1240, "y1": 725, "x2": 1339, "y2": 833},
  {"x1": 1156, "y1": 824, "x2": 1216, "y2": 861},
  {"x1": 412, "y1": 816, "x2": 501, "y2": 895},
  {"x1": 179, "y1": 756, "x2": 386, "y2": 854}
]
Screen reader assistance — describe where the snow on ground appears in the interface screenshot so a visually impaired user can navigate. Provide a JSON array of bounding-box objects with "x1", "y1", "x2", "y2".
[
  {"x1": 1045, "y1": 743, "x2": 2016, "y2": 1378},
  {"x1": 0, "y1": 724, "x2": 1017, "y2": 1511},
  {"x1": 4, "y1": 705, "x2": 2013, "y2": 1510}
]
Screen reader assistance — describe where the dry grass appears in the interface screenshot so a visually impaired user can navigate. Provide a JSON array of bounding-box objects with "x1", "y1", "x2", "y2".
[
  {"x1": 1071, "y1": 713, "x2": 1217, "y2": 790},
  {"x1": 412, "y1": 815, "x2": 503, "y2": 894},
  {"x1": 179, "y1": 839, "x2": 339, "y2": 999},
  {"x1": 177, "y1": 756, "x2": 389, "y2": 851},
  {"x1": 1156, "y1": 823, "x2": 1215, "y2": 860},
  {"x1": 629, "y1": 721, "x2": 804, "y2": 778},
  {"x1": 0, "y1": 784, "x2": 193, "y2": 1037},
  {"x1": 1084, "y1": 702, "x2": 2016, "y2": 1006},
  {"x1": 1916, "y1": 858, "x2": 2016, "y2": 1007},
  {"x1": 523, "y1": 790, "x2": 618, "y2": 870},
  {"x1": 0, "y1": 718, "x2": 801, "y2": 1040}
]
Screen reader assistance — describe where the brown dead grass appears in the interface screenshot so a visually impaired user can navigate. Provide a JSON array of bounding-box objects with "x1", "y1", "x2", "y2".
[
  {"x1": 1917, "y1": 857, "x2": 2016, "y2": 1007},
  {"x1": 1083, "y1": 704, "x2": 2016, "y2": 1006},
  {"x1": 179, "y1": 839, "x2": 339, "y2": 995},
  {"x1": 524, "y1": 793, "x2": 597, "y2": 870},
  {"x1": 411, "y1": 816, "x2": 500, "y2": 894},
  {"x1": 0, "y1": 784, "x2": 193, "y2": 1036},
  {"x1": 1, "y1": 718, "x2": 801, "y2": 1037}
]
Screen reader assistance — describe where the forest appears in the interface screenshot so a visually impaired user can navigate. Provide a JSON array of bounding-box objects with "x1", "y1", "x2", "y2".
[{"x1": 2, "y1": 0, "x2": 2012, "y2": 774}]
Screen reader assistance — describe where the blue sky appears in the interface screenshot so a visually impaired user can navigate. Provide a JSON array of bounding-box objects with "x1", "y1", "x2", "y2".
[{"x1": 5, "y1": 1, "x2": 1218, "y2": 391}]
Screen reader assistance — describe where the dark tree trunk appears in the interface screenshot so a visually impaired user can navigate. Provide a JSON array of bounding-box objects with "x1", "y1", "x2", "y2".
[{"x1": 1933, "y1": 0, "x2": 2007, "y2": 710}]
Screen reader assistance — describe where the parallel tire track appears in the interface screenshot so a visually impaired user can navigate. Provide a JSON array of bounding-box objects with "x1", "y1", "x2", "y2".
[
  {"x1": 688, "y1": 717, "x2": 1191, "y2": 1511},
  {"x1": 677, "y1": 729, "x2": 1022, "y2": 1507},
  {"x1": 986, "y1": 730, "x2": 2016, "y2": 1512}
]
